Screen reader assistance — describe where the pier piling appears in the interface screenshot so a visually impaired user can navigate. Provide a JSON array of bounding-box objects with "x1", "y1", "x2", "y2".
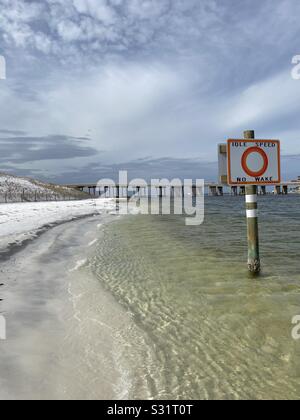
[
  {"x1": 275, "y1": 185, "x2": 281, "y2": 195},
  {"x1": 209, "y1": 186, "x2": 217, "y2": 196},
  {"x1": 260, "y1": 186, "x2": 267, "y2": 195},
  {"x1": 231, "y1": 186, "x2": 238, "y2": 196}
]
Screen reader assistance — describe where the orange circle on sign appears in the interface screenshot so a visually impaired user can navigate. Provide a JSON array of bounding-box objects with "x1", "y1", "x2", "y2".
[{"x1": 241, "y1": 147, "x2": 269, "y2": 177}]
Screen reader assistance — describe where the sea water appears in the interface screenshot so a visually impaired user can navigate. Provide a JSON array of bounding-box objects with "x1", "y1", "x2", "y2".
[
  {"x1": 0, "y1": 196, "x2": 299, "y2": 400},
  {"x1": 89, "y1": 195, "x2": 300, "y2": 399}
]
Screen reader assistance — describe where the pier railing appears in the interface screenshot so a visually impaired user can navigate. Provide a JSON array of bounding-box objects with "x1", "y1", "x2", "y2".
[
  {"x1": 64, "y1": 182, "x2": 300, "y2": 197},
  {"x1": 3, "y1": 183, "x2": 297, "y2": 203}
]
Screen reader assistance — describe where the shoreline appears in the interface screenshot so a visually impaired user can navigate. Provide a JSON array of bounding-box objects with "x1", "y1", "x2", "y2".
[
  {"x1": 0, "y1": 210, "x2": 143, "y2": 400},
  {"x1": 0, "y1": 213, "x2": 105, "y2": 263},
  {"x1": 0, "y1": 199, "x2": 116, "y2": 260}
]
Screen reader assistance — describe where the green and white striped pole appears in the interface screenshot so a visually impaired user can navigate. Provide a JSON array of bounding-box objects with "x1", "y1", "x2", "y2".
[{"x1": 244, "y1": 130, "x2": 261, "y2": 276}]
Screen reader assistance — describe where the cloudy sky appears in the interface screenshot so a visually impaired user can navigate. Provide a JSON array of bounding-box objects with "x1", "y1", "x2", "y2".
[{"x1": 0, "y1": 0, "x2": 300, "y2": 183}]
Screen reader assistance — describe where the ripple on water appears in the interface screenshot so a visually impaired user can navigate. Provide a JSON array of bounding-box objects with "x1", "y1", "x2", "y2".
[{"x1": 90, "y1": 197, "x2": 300, "y2": 400}]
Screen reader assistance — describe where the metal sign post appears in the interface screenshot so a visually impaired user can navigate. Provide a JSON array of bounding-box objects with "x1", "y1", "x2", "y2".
[
  {"x1": 227, "y1": 130, "x2": 281, "y2": 276},
  {"x1": 243, "y1": 130, "x2": 260, "y2": 275}
]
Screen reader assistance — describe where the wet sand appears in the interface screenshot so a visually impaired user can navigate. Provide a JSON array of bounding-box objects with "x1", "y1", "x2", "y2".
[{"x1": 0, "y1": 214, "x2": 150, "y2": 400}]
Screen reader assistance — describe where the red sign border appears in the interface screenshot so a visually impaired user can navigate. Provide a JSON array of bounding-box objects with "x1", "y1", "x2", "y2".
[
  {"x1": 241, "y1": 147, "x2": 269, "y2": 178},
  {"x1": 227, "y1": 139, "x2": 281, "y2": 186}
]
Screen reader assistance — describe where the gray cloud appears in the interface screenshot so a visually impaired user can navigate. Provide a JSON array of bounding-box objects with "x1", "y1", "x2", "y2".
[
  {"x1": 0, "y1": 134, "x2": 99, "y2": 163},
  {"x1": 0, "y1": 129, "x2": 27, "y2": 136},
  {"x1": 45, "y1": 156, "x2": 218, "y2": 184},
  {"x1": 43, "y1": 155, "x2": 297, "y2": 185},
  {"x1": 0, "y1": 164, "x2": 45, "y2": 178},
  {"x1": 0, "y1": 1, "x2": 226, "y2": 58},
  {"x1": 0, "y1": 1, "x2": 300, "y2": 182},
  {"x1": 2, "y1": 0, "x2": 300, "y2": 85},
  {"x1": 2, "y1": 153, "x2": 297, "y2": 185}
]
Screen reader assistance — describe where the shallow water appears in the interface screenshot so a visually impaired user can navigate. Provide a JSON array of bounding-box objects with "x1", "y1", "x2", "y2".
[
  {"x1": 0, "y1": 196, "x2": 299, "y2": 400},
  {"x1": 89, "y1": 195, "x2": 300, "y2": 399},
  {"x1": 0, "y1": 214, "x2": 152, "y2": 400}
]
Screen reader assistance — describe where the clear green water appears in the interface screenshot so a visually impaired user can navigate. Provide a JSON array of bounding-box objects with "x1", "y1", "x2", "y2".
[{"x1": 90, "y1": 196, "x2": 300, "y2": 400}]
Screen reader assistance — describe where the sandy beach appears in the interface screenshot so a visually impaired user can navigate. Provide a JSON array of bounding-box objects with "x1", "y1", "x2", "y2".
[
  {"x1": 0, "y1": 199, "x2": 114, "y2": 255},
  {"x1": 0, "y1": 199, "x2": 141, "y2": 400}
]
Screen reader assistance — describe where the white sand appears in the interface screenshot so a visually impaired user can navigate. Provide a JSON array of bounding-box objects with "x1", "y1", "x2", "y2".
[
  {"x1": 0, "y1": 199, "x2": 115, "y2": 253},
  {"x1": 0, "y1": 198, "x2": 152, "y2": 400},
  {"x1": 0, "y1": 213, "x2": 141, "y2": 400}
]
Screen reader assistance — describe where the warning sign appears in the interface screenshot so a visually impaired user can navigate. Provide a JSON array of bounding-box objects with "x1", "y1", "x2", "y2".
[{"x1": 227, "y1": 140, "x2": 281, "y2": 185}]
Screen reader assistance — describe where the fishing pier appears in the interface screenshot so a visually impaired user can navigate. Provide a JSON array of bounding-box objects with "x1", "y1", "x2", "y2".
[{"x1": 65, "y1": 181, "x2": 300, "y2": 197}]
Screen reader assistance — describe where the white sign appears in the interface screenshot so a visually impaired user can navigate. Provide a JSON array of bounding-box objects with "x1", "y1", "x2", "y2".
[{"x1": 227, "y1": 139, "x2": 281, "y2": 185}]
